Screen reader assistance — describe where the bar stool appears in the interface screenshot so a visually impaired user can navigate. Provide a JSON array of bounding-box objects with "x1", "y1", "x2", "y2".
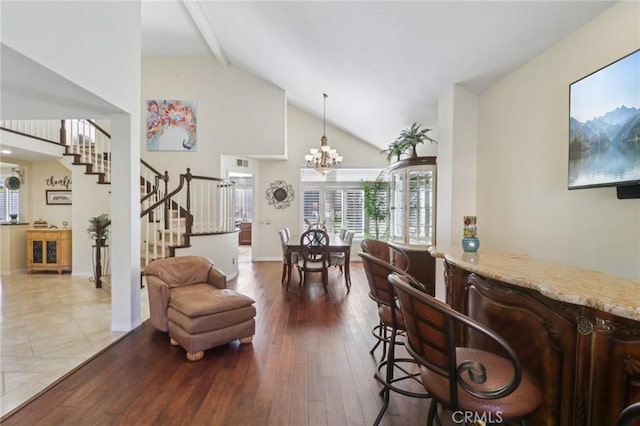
[
  {"x1": 358, "y1": 250, "x2": 431, "y2": 425},
  {"x1": 389, "y1": 273, "x2": 542, "y2": 426},
  {"x1": 360, "y1": 239, "x2": 410, "y2": 360}
]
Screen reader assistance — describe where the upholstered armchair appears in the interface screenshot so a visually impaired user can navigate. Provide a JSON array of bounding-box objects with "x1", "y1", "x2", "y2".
[{"x1": 145, "y1": 255, "x2": 256, "y2": 361}]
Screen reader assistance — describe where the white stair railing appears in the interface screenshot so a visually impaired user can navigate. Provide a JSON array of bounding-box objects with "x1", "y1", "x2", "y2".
[
  {"x1": 0, "y1": 119, "x2": 61, "y2": 141},
  {"x1": 1, "y1": 118, "x2": 112, "y2": 183},
  {"x1": 63, "y1": 119, "x2": 112, "y2": 183},
  {"x1": 1, "y1": 120, "x2": 237, "y2": 273},
  {"x1": 139, "y1": 168, "x2": 236, "y2": 269}
]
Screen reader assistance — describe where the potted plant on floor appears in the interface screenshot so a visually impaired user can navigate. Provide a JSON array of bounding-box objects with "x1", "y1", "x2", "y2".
[
  {"x1": 87, "y1": 213, "x2": 110, "y2": 246},
  {"x1": 362, "y1": 171, "x2": 389, "y2": 240}
]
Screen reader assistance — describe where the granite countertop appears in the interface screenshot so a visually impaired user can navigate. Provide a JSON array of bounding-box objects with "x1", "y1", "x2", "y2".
[{"x1": 432, "y1": 247, "x2": 640, "y2": 322}]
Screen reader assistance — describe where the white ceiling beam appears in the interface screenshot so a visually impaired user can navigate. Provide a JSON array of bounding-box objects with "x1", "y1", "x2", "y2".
[{"x1": 181, "y1": 0, "x2": 228, "y2": 66}]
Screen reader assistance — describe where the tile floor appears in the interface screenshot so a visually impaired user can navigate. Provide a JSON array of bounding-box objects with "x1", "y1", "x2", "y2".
[
  {"x1": 0, "y1": 272, "x2": 150, "y2": 417},
  {"x1": 0, "y1": 248, "x2": 251, "y2": 417}
]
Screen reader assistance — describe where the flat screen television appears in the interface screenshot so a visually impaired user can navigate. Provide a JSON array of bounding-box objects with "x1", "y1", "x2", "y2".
[{"x1": 568, "y1": 49, "x2": 640, "y2": 193}]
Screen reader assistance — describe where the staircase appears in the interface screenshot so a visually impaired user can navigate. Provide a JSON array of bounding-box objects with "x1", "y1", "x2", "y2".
[{"x1": 1, "y1": 119, "x2": 236, "y2": 287}]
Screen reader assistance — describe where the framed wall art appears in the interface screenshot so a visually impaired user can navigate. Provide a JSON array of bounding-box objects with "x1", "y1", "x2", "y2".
[{"x1": 46, "y1": 190, "x2": 72, "y2": 205}]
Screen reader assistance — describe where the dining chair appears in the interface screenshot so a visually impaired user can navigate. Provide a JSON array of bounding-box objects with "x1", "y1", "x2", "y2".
[
  {"x1": 329, "y1": 230, "x2": 354, "y2": 273},
  {"x1": 358, "y1": 250, "x2": 430, "y2": 425},
  {"x1": 312, "y1": 223, "x2": 328, "y2": 232},
  {"x1": 297, "y1": 228, "x2": 330, "y2": 290},
  {"x1": 339, "y1": 228, "x2": 348, "y2": 239},
  {"x1": 278, "y1": 229, "x2": 291, "y2": 285},
  {"x1": 388, "y1": 273, "x2": 542, "y2": 426}
]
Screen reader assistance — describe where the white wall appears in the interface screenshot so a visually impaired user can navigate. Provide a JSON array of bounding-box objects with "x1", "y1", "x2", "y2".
[
  {"x1": 142, "y1": 58, "x2": 386, "y2": 262},
  {"x1": 1, "y1": 1, "x2": 137, "y2": 116},
  {"x1": 31, "y1": 160, "x2": 72, "y2": 228},
  {"x1": 56, "y1": 156, "x2": 111, "y2": 277},
  {"x1": 476, "y1": 1, "x2": 640, "y2": 279},
  {"x1": 142, "y1": 55, "x2": 287, "y2": 181},
  {"x1": 2, "y1": 1, "x2": 143, "y2": 330},
  {"x1": 175, "y1": 232, "x2": 239, "y2": 280},
  {"x1": 435, "y1": 85, "x2": 478, "y2": 299},
  {"x1": 254, "y1": 105, "x2": 388, "y2": 261}
]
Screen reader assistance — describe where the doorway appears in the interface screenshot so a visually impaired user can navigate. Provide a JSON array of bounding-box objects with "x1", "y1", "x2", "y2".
[{"x1": 229, "y1": 172, "x2": 253, "y2": 247}]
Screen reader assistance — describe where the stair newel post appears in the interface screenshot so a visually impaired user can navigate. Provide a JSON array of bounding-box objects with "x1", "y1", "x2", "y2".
[
  {"x1": 163, "y1": 170, "x2": 169, "y2": 198},
  {"x1": 59, "y1": 120, "x2": 67, "y2": 146},
  {"x1": 185, "y1": 168, "x2": 193, "y2": 237},
  {"x1": 163, "y1": 174, "x2": 173, "y2": 231}
]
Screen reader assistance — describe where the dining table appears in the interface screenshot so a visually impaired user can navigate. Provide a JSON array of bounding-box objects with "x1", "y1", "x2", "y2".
[{"x1": 285, "y1": 233, "x2": 352, "y2": 291}]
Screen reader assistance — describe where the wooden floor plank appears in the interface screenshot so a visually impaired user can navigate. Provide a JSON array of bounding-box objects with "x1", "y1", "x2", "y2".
[{"x1": 1, "y1": 261, "x2": 430, "y2": 426}]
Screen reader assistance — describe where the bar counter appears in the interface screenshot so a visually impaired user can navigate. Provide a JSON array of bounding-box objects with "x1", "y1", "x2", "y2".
[
  {"x1": 439, "y1": 249, "x2": 639, "y2": 321},
  {"x1": 431, "y1": 247, "x2": 640, "y2": 426}
]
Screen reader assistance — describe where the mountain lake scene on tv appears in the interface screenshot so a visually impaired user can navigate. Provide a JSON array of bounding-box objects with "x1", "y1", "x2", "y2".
[{"x1": 568, "y1": 51, "x2": 640, "y2": 189}]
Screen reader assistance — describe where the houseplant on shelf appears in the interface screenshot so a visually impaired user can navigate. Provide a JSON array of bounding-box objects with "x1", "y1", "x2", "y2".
[
  {"x1": 396, "y1": 122, "x2": 437, "y2": 158},
  {"x1": 87, "y1": 213, "x2": 110, "y2": 246},
  {"x1": 380, "y1": 139, "x2": 407, "y2": 162}
]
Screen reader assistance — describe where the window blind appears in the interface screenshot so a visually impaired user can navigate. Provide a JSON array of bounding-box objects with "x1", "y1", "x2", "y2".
[{"x1": 0, "y1": 179, "x2": 20, "y2": 222}]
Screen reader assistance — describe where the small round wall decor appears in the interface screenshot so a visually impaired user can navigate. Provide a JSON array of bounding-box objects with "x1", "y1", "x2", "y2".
[
  {"x1": 266, "y1": 180, "x2": 295, "y2": 209},
  {"x1": 5, "y1": 176, "x2": 20, "y2": 190}
]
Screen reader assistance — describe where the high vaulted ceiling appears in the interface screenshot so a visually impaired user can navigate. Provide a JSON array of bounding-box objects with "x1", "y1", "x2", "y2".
[{"x1": 142, "y1": 0, "x2": 615, "y2": 149}]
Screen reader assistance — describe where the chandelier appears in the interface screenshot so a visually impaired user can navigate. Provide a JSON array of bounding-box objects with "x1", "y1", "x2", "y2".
[{"x1": 305, "y1": 93, "x2": 343, "y2": 174}]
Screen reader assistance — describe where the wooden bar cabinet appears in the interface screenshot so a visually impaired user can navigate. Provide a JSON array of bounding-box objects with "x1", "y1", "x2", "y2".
[{"x1": 444, "y1": 251, "x2": 640, "y2": 425}]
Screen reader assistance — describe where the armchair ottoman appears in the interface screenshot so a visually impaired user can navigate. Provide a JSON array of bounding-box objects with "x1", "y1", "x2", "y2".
[{"x1": 145, "y1": 255, "x2": 256, "y2": 361}]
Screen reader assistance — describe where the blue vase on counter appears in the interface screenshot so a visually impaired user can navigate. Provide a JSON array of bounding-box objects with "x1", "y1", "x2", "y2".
[{"x1": 462, "y1": 237, "x2": 480, "y2": 252}]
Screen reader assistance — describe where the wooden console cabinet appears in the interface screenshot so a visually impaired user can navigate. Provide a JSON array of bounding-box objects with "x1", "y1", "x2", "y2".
[
  {"x1": 26, "y1": 229, "x2": 72, "y2": 273},
  {"x1": 444, "y1": 252, "x2": 640, "y2": 426}
]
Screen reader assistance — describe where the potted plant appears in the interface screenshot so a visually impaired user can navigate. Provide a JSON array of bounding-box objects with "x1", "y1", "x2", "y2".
[
  {"x1": 396, "y1": 122, "x2": 437, "y2": 158},
  {"x1": 380, "y1": 139, "x2": 407, "y2": 162},
  {"x1": 87, "y1": 213, "x2": 110, "y2": 246},
  {"x1": 362, "y1": 171, "x2": 389, "y2": 240}
]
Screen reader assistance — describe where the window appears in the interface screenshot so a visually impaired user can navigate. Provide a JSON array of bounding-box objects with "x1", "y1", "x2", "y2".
[
  {"x1": 0, "y1": 177, "x2": 20, "y2": 222},
  {"x1": 68, "y1": 119, "x2": 96, "y2": 144},
  {"x1": 302, "y1": 188, "x2": 320, "y2": 225},
  {"x1": 300, "y1": 168, "x2": 386, "y2": 237}
]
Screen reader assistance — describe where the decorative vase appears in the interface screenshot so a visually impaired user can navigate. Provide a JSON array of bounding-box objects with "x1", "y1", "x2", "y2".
[
  {"x1": 462, "y1": 237, "x2": 480, "y2": 252},
  {"x1": 462, "y1": 215, "x2": 479, "y2": 252}
]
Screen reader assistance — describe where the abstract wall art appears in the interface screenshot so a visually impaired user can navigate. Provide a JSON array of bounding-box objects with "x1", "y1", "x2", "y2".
[{"x1": 146, "y1": 100, "x2": 197, "y2": 151}]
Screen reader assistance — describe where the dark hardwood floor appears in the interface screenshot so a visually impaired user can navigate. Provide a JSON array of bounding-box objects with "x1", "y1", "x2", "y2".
[{"x1": 1, "y1": 260, "x2": 434, "y2": 426}]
